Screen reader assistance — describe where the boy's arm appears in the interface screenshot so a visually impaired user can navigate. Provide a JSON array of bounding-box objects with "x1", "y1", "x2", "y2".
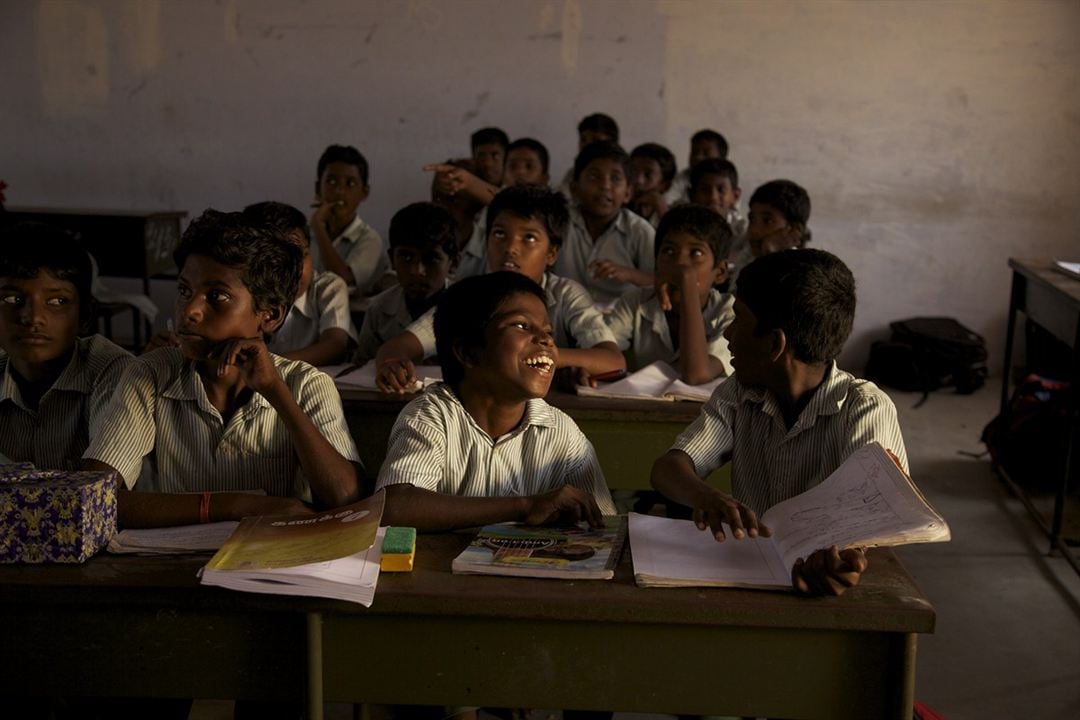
[
  {"x1": 374, "y1": 330, "x2": 424, "y2": 393},
  {"x1": 554, "y1": 280, "x2": 628, "y2": 380},
  {"x1": 558, "y1": 342, "x2": 625, "y2": 381},
  {"x1": 424, "y1": 163, "x2": 499, "y2": 206},
  {"x1": 310, "y1": 203, "x2": 356, "y2": 286},
  {"x1": 792, "y1": 546, "x2": 868, "y2": 596},
  {"x1": 650, "y1": 450, "x2": 767, "y2": 541},
  {"x1": 658, "y1": 267, "x2": 726, "y2": 385},
  {"x1": 281, "y1": 327, "x2": 351, "y2": 367},
  {"x1": 589, "y1": 261, "x2": 654, "y2": 288}
]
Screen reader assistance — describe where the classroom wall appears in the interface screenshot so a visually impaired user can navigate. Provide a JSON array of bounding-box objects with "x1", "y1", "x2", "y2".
[{"x1": 2, "y1": 0, "x2": 1079, "y2": 370}]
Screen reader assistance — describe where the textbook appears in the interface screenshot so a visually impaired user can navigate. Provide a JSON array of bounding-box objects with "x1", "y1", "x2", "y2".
[
  {"x1": 325, "y1": 360, "x2": 443, "y2": 393},
  {"x1": 200, "y1": 492, "x2": 385, "y2": 606},
  {"x1": 576, "y1": 361, "x2": 724, "y2": 402},
  {"x1": 630, "y1": 442, "x2": 950, "y2": 590},
  {"x1": 452, "y1": 516, "x2": 627, "y2": 580}
]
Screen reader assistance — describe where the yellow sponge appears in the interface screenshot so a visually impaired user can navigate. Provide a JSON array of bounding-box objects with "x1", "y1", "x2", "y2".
[{"x1": 380, "y1": 527, "x2": 416, "y2": 572}]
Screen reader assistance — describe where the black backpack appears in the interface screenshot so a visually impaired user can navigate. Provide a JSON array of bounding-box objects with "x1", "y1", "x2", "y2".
[{"x1": 866, "y1": 317, "x2": 988, "y2": 405}]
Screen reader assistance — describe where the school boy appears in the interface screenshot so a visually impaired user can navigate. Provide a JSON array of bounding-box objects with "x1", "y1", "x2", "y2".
[
  {"x1": 747, "y1": 179, "x2": 812, "y2": 257},
  {"x1": 377, "y1": 271, "x2": 616, "y2": 532},
  {"x1": 0, "y1": 222, "x2": 132, "y2": 469},
  {"x1": 310, "y1": 144, "x2": 389, "y2": 311},
  {"x1": 470, "y1": 126, "x2": 510, "y2": 186},
  {"x1": 504, "y1": 137, "x2": 551, "y2": 187},
  {"x1": 557, "y1": 112, "x2": 620, "y2": 199},
  {"x1": 375, "y1": 184, "x2": 624, "y2": 393},
  {"x1": 664, "y1": 128, "x2": 730, "y2": 205},
  {"x1": 628, "y1": 142, "x2": 678, "y2": 228},
  {"x1": 243, "y1": 202, "x2": 356, "y2": 366},
  {"x1": 606, "y1": 205, "x2": 734, "y2": 384},
  {"x1": 555, "y1": 141, "x2": 656, "y2": 305},
  {"x1": 650, "y1": 249, "x2": 908, "y2": 595},
  {"x1": 689, "y1": 157, "x2": 751, "y2": 285},
  {"x1": 355, "y1": 202, "x2": 459, "y2": 364},
  {"x1": 84, "y1": 210, "x2": 361, "y2": 528}
]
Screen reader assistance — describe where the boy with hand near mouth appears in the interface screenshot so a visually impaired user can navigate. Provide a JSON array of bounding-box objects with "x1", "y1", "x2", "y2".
[
  {"x1": 606, "y1": 204, "x2": 735, "y2": 384},
  {"x1": 84, "y1": 210, "x2": 361, "y2": 528},
  {"x1": 376, "y1": 271, "x2": 616, "y2": 532},
  {"x1": 375, "y1": 184, "x2": 624, "y2": 393}
]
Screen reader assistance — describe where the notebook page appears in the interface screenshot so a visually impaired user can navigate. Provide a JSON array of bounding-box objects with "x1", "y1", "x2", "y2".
[{"x1": 577, "y1": 361, "x2": 679, "y2": 401}]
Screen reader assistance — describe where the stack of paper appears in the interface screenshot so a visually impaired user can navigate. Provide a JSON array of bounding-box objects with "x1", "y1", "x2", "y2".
[
  {"x1": 577, "y1": 361, "x2": 726, "y2": 402},
  {"x1": 108, "y1": 522, "x2": 239, "y2": 555},
  {"x1": 324, "y1": 360, "x2": 443, "y2": 393}
]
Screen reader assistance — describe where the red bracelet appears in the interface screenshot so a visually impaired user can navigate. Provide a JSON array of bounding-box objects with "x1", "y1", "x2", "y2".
[{"x1": 199, "y1": 492, "x2": 211, "y2": 524}]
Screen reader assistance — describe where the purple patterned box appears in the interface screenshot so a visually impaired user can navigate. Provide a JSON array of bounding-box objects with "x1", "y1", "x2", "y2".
[{"x1": 0, "y1": 464, "x2": 118, "y2": 563}]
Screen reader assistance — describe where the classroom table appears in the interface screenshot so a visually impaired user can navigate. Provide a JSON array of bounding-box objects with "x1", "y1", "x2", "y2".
[
  {"x1": 0, "y1": 537, "x2": 935, "y2": 720},
  {"x1": 1000, "y1": 258, "x2": 1080, "y2": 575},
  {"x1": 339, "y1": 387, "x2": 712, "y2": 491}
]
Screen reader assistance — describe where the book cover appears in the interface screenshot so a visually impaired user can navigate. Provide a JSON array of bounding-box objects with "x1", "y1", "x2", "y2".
[{"x1": 452, "y1": 516, "x2": 627, "y2": 580}]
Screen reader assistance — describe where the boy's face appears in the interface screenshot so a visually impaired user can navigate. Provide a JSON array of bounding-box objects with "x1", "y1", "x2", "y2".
[
  {"x1": 467, "y1": 291, "x2": 557, "y2": 401},
  {"x1": 0, "y1": 271, "x2": 80, "y2": 375},
  {"x1": 691, "y1": 173, "x2": 740, "y2": 215},
  {"x1": 655, "y1": 230, "x2": 727, "y2": 308},
  {"x1": 486, "y1": 211, "x2": 558, "y2": 283},
  {"x1": 287, "y1": 229, "x2": 314, "y2": 300},
  {"x1": 504, "y1": 148, "x2": 548, "y2": 187},
  {"x1": 689, "y1": 139, "x2": 723, "y2": 168},
  {"x1": 175, "y1": 255, "x2": 281, "y2": 362},
  {"x1": 578, "y1": 130, "x2": 613, "y2": 151},
  {"x1": 390, "y1": 244, "x2": 453, "y2": 303},
  {"x1": 316, "y1": 161, "x2": 368, "y2": 223},
  {"x1": 630, "y1": 157, "x2": 669, "y2": 198},
  {"x1": 573, "y1": 158, "x2": 631, "y2": 223},
  {"x1": 723, "y1": 298, "x2": 773, "y2": 387},
  {"x1": 747, "y1": 202, "x2": 800, "y2": 257},
  {"x1": 472, "y1": 142, "x2": 506, "y2": 186}
]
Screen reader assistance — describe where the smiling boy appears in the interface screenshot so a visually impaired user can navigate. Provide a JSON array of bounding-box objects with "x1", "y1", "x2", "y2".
[
  {"x1": 84, "y1": 210, "x2": 361, "y2": 528},
  {"x1": 0, "y1": 222, "x2": 132, "y2": 469},
  {"x1": 377, "y1": 271, "x2": 616, "y2": 532}
]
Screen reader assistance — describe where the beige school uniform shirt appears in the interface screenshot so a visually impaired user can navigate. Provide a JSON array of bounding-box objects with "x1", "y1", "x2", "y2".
[
  {"x1": 452, "y1": 206, "x2": 489, "y2": 282},
  {"x1": 553, "y1": 207, "x2": 656, "y2": 305},
  {"x1": 405, "y1": 272, "x2": 615, "y2": 358},
  {"x1": 268, "y1": 270, "x2": 356, "y2": 356},
  {"x1": 84, "y1": 348, "x2": 360, "y2": 502},
  {"x1": 0, "y1": 335, "x2": 132, "y2": 470},
  {"x1": 376, "y1": 382, "x2": 616, "y2": 514},
  {"x1": 605, "y1": 287, "x2": 734, "y2": 373},
  {"x1": 314, "y1": 215, "x2": 389, "y2": 311},
  {"x1": 672, "y1": 362, "x2": 908, "y2": 516},
  {"x1": 354, "y1": 284, "x2": 436, "y2": 364}
]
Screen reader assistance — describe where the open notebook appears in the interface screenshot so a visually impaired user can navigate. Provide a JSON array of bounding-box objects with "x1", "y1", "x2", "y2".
[
  {"x1": 630, "y1": 442, "x2": 950, "y2": 590},
  {"x1": 322, "y1": 360, "x2": 443, "y2": 393},
  {"x1": 577, "y1": 361, "x2": 725, "y2": 402}
]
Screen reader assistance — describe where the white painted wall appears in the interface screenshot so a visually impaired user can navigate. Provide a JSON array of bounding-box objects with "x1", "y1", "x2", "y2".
[{"x1": 3, "y1": 0, "x2": 1079, "y2": 369}]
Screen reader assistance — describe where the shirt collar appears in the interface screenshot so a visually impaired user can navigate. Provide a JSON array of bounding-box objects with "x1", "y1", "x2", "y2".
[
  {"x1": 570, "y1": 206, "x2": 629, "y2": 239},
  {"x1": 291, "y1": 283, "x2": 315, "y2": 320},
  {"x1": 0, "y1": 341, "x2": 92, "y2": 408},
  {"x1": 334, "y1": 215, "x2": 366, "y2": 244},
  {"x1": 739, "y1": 360, "x2": 845, "y2": 433},
  {"x1": 161, "y1": 356, "x2": 273, "y2": 420},
  {"x1": 437, "y1": 383, "x2": 559, "y2": 442}
]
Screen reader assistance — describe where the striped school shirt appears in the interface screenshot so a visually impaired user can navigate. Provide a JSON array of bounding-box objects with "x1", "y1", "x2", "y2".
[
  {"x1": 0, "y1": 335, "x2": 132, "y2": 470},
  {"x1": 268, "y1": 270, "x2": 357, "y2": 356},
  {"x1": 84, "y1": 347, "x2": 360, "y2": 502},
  {"x1": 671, "y1": 362, "x2": 908, "y2": 516},
  {"x1": 405, "y1": 272, "x2": 616, "y2": 358},
  {"x1": 376, "y1": 382, "x2": 617, "y2": 514}
]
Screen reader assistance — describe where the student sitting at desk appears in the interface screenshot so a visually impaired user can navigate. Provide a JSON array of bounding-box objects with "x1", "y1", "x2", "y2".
[
  {"x1": 627, "y1": 142, "x2": 678, "y2": 228},
  {"x1": 651, "y1": 249, "x2": 908, "y2": 596},
  {"x1": 375, "y1": 184, "x2": 625, "y2": 392},
  {"x1": 663, "y1": 127, "x2": 730, "y2": 206},
  {"x1": 84, "y1": 210, "x2": 361, "y2": 528},
  {"x1": 354, "y1": 201, "x2": 459, "y2": 364},
  {"x1": 0, "y1": 222, "x2": 132, "y2": 469},
  {"x1": 244, "y1": 201, "x2": 356, "y2": 366},
  {"x1": 377, "y1": 271, "x2": 617, "y2": 532},
  {"x1": 605, "y1": 204, "x2": 735, "y2": 384},
  {"x1": 556, "y1": 112, "x2": 621, "y2": 199},
  {"x1": 746, "y1": 178, "x2": 813, "y2": 257}
]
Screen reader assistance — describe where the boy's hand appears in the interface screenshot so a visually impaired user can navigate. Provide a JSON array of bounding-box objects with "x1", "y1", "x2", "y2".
[
  {"x1": 142, "y1": 330, "x2": 180, "y2": 355},
  {"x1": 655, "y1": 264, "x2": 702, "y2": 312},
  {"x1": 589, "y1": 259, "x2": 635, "y2": 283},
  {"x1": 524, "y1": 485, "x2": 604, "y2": 528},
  {"x1": 423, "y1": 163, "x2": 473, "y2": 197},
  {"x1": 214, "y1": 336, "x2": 283, "y2": 396},
  {"x1": 375, "y1": 357, "x2": 420, "y2": 394},
  {"x1": 692, "y1": 487, "x2": 771, "y2": 541},
  {"x1": 310, "y1": 199, "x2": 342, "y2": 228},
  {"x1": 792, "y1": 546, "x2": 868, "y2": 596}
]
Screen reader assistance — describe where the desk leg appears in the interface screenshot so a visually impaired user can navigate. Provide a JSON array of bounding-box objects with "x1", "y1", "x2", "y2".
[
  {"x1": 1001, "y1": 271, "x2": 1022, "y2": 413},
  {"x1": 896, "y1": 633, "x2": 918, "y2": 720},
  {"x1": 307, "y1": 612, "x2": 324, "y2": 720},
  {"x1": 1050, "y1": 319, "x2": 1080, "y2": 574}
]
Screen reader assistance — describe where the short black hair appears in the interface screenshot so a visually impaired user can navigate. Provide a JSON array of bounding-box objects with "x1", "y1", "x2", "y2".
[
  {"x1": 690, "y1": 158, "x2": 740, "y2": 193},
  {"x1": 470, "y1": 127, "x2": 510, "y2": 151},
  {"x1": 0, "y1": 222, "x2": 95, "y2": 328},
  {"x1": 573, "y1": 141, "x2": 632, "y2": 182},
  {"x1": 242, "y1": 201, "x2": 310, "y2": 247},
  {"x1": 486, "y1": 184, "x2": 569, "y2": 249},
  {"x1": 316, "y1": 144, "x2": 369, "y2": 185},
  {"x1": 434, "y1": 271, "x2": 547, "y2": 387},
  {"x1": 506, "y1": 137, "x2": 550, "y2": 175},
  {"x1": 736, "y1": 249, "x2": 855, "y2": 365},
  {"x1": 578, "y1": 113, "x2": 619, "y2": 142},
  {"x1": 749, "y1": 179, "x2": 812, "y2": 246},
  {"x1": 388, "y1": 202, "x2": 460, "y2": 261},
  {"x1": 174, "y1": 210, "x2": 301, "y2": 320},
  {"x1": 655, "y1": 205, "x2": 734, "y2": 268},
  {"x1": 691, "y1": 129, "x2": 729, "y2": 159},
  {"x1": 631, "y1": 143, "x2": 677, "y2": 185}
]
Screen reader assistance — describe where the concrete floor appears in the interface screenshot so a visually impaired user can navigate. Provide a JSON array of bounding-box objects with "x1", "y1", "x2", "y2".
[{"x1": 191, "y1": 377, "x2": 1080, "y2": 720}]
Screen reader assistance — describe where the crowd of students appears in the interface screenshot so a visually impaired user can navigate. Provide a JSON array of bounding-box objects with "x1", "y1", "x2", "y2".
[{"x1": 0, "y1": 112, "x2": 905, "y2": 608}]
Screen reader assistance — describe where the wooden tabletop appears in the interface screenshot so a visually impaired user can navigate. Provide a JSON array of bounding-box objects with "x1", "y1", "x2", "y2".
[{"x1": 1009, "y1": 258, "x2": 1080, "y2": 308}]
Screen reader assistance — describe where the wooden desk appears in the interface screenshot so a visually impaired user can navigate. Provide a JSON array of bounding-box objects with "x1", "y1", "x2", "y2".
[
  {"x1": 0, "y1": 539, "x2": 934, "y2": 720},
  {"x1": 339, "y1": 388, "x2": 712, "y2": 491},
  {"x1": 1001, "y1": 259, "x2": 1080, "y2": 574}
]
